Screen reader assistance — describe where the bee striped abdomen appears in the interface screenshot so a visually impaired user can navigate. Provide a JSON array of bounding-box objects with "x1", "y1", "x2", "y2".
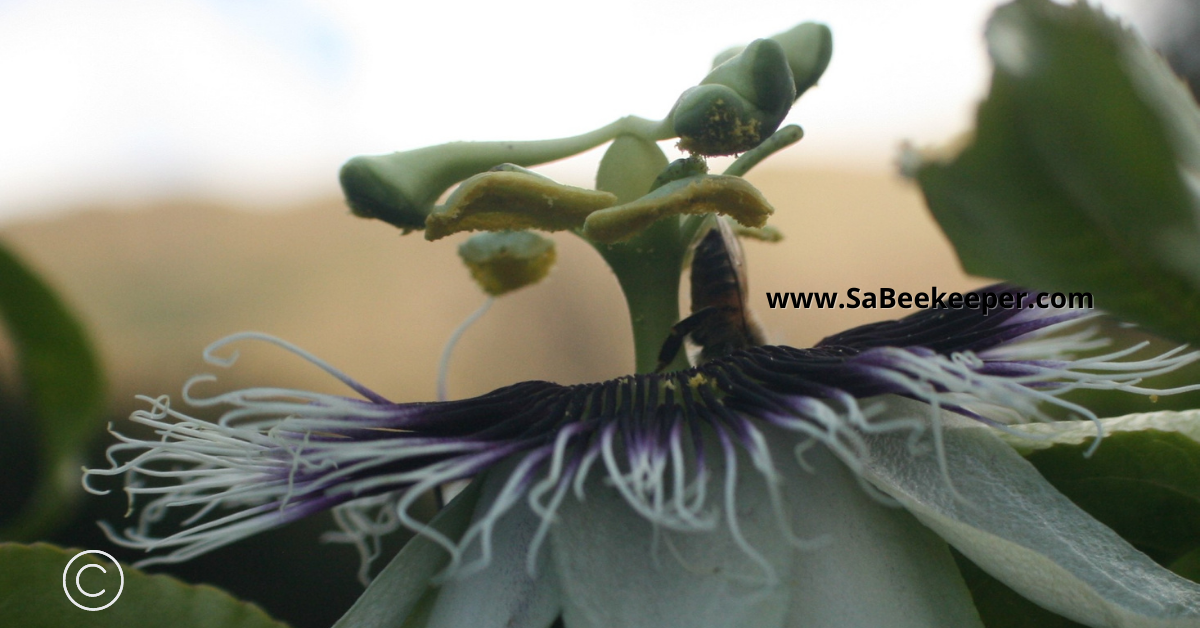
[
  {"x1": 657, "y1": 220, "x2": 765, "y2": 372},
  {"x1": 689, "y1": 223, "x2": 764, "y2": 359}
]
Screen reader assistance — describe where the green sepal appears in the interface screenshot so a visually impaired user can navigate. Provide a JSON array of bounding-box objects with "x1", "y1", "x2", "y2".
[
  {"x1": 0, "y1": 543, "x2": 289, "y2": 628},
  {"x1": 909, "y1": 0, "x2": 1200, "y2": 344},
  {"x1": 0, "y1": 241, "x2": 105, "y2": 540},
  {"x1": 458, "y1": 230, "x2": 556, "y2": 296},
  {"x1": 424, "y1": 168, "x2": 616, "y2": 241},
  {"x1": 333, "y1": 480, "x2": 483, "y2": 628}
]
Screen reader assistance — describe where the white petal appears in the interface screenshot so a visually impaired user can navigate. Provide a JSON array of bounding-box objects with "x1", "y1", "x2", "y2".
[
  {"x1": 860, "y1": 397, "x2": 1200, "y2": 628},
  {"x1": 427, "y1": 466, "x2": 562, "y2": 628},
  {"x1": 332, "y1": 480, "x2": 482, "y2": 628},
  {"x1": 993, "y1": 410, "x2": 1200, "y2": 455},
  {"x1": 550, "y1": 445, "x2": 792, "y2": 628},
  {"x1": 781, "y1": 442, "x2": 984, "y2": 628}
]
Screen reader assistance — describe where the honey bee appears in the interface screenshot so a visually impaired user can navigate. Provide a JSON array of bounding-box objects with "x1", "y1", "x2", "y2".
[{"x1": 656, "y1": 218, "x2": 765, "y2": 372}]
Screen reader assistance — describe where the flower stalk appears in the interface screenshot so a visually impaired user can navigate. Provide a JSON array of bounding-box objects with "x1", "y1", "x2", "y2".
[{"x1": 592, "y1": 217, "x2": 690, "y2": 374}]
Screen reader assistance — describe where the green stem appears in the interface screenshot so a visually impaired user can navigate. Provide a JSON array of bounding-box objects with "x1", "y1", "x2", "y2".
[
  {"x1": 723, "y1": 124, "x2": 804, "y2": 177},
  {"x1": 428, "y1": 116, "x2": 674, "y2": 181},
  {"x1": 592, "y1": 218, "x2": 691, "y2": 374}
]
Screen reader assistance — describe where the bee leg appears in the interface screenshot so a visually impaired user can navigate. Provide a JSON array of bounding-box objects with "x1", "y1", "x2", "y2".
[{"x1": 655, "y1": 307, "x2": 719, "y2": 373}]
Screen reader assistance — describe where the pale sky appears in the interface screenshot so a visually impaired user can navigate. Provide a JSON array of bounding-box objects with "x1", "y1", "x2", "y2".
[{"x1": 0, "y1": 0, "x2": 1162, "y2": 222}]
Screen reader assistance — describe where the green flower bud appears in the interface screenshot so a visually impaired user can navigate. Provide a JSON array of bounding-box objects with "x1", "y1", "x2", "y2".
[
  {"x1": 458, "y1": 230, "x2": 556, "y2": 296},
  {"x1": 424, "y1": 166, "x2": 617, "y2": 241},
  {"x1": 582, "y1": 175, "x2": 774, "y2": 243},
  {"x1": 340, "y1": 150, "x2": 439, "y2": 232},
  {"x1": 709, "y1": 24, "x2": 832, "y2": 102},
  {"x1": 340, "y1": 116, "x2": 672, "y2": 233},
  {"x1": 711, "y1": 46, "x2": 744, "y2": 71},
  {"x1": 771, "y1": 22, "x2": 833, "y2": 98},
  {"x1": 705, "y1": 38, "x2": 797, "y2": 113},
  {"x1": 672, "y1": 39, "x2": 796, "y2": 156}
]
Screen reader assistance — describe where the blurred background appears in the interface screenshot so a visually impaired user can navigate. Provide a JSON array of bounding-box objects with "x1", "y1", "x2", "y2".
[{"x1": 0, "y1": 0, "x2": 1196, "y2": 626}]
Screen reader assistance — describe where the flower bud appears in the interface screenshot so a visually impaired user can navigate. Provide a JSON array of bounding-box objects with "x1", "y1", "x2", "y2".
[
  {"x1": 672, "y1": 39, "x2": 796, "y2": 156},
  {"x1": 771, "y1": 22, "x2": 833, "y2": 98},
  {"x1": 340, "y1": 119, "x2": 668, "y2": 233},
  {"x1": 710, "y1": 46, "x2": 744, "y2": 70},
  {"x1": 340, "y1": 150, "x2": 438, "y2": 232},
  {"x1": 458, "y1": 230, "x2": 556, "y2": 296}
]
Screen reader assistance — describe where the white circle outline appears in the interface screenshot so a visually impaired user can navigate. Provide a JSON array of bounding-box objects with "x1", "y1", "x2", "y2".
[
  {"x1": 76, "y1": 563, "x2": 106, "y2": 597},
  {"x1": 63, "y1": 550, "x2": 124, "y2": 611}
]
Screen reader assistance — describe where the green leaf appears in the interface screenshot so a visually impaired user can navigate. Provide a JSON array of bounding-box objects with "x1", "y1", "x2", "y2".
[
  {"x1": 0, "y1": 240, "x2": 105, "y2": 539},
  {"x1": 1173, "y1": 546, "x2": 1200, "y2": 582},
  {"x1": 0, "y1": 543, "x2": 288, "y2": 628},
  {"x1": 333, "y1": 479, "x2": 483, "y2": 628},
  {"x1": 910, "y1": 0, "x2": 1200, "y2": 344},
  {"x1": 1028, "y1": 431, "x2": 1200, "y2": 566},
  {"x1": 963, "y1": 413, "x2": 1200, "y2": 627},
  {"x1": 999, "y1": 413, "x2": 1200, "y2": 565}
]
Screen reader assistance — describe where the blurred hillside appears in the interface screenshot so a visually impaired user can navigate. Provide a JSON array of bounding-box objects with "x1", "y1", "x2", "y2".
[{"x1": 0, "y1": 167, "x2": 980, "y2": 421}]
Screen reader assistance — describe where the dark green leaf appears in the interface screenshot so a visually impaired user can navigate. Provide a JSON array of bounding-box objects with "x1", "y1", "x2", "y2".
[
  {"x1": 912, "y1": 0, "x2": 1200, "y2": 343},
  {"x1": 964, "y1": 417, "x2": 1200, "y2": 627},
  {"x1": 1026, "y1": 429, "x2": 1200, "y2": 565},
  {"x1": 0, "y1": 240, "x2": 105, "y2": 539},
  {"x1": 994, "y1": 414, "x2": 1200, "y2": 566},
  {"x1": 1173, "y1": 546, "x2": 1200, "y2": 582},
  {"x1": 0, "y1": 543, "x2": 288, "y2": 628}
]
